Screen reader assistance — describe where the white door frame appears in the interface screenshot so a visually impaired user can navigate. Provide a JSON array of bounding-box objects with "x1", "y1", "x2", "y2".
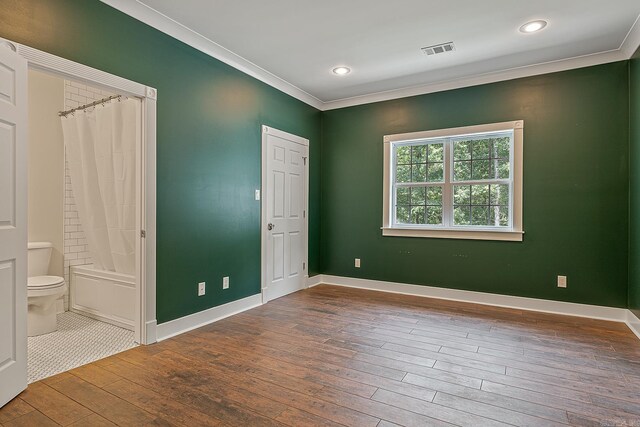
[
  {"x1": 260, "y1": 125, "x2": 309, "y2": 303},
  {"x1": 1, "y1": 38, "x2": 158, "y2": 344}
]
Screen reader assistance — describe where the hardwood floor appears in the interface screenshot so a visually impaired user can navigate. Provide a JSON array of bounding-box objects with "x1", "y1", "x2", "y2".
[{"x1": 2, "y1": 285, "x2": 640, "y2": 426}]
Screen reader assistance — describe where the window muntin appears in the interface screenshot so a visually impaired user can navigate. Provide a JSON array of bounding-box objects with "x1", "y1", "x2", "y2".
[{"x1": 383, "y1": 122, "x2": 523, "y2": 240}]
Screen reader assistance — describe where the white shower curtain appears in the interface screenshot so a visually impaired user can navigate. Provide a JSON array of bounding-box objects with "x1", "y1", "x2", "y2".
[{"x1": 61, "y1": 98, "x2": 140, "y2": 275}]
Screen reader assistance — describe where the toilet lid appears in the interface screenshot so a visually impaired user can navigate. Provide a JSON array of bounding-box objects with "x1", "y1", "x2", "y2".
[{"x1": 28, "y1": 275, "x2": 65, "y2": 289}]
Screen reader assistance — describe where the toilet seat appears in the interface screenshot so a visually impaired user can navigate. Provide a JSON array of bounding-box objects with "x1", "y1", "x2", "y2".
[{"x1": 28, "y1": 275, "x2": 65, "y2": 290}]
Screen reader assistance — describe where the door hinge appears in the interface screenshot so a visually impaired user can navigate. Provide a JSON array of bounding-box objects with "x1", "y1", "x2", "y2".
[
  {"x1": 303, "y1": 156, "x2": 307, "y2": 165},
  {"x1": 303, "y1": 262, "x2": 306, "y2": 270},
  {"x1": 303, "y1": 210, "x2": 306, "y2": 218},
  {"x1": 140, "y1": 230, "x2": 146, "y2": 238}
]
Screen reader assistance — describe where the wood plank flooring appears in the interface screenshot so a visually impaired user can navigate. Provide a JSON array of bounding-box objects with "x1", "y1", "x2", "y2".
[{"x1": 2, "y1": 285, "x2": 640, "y2": 426}]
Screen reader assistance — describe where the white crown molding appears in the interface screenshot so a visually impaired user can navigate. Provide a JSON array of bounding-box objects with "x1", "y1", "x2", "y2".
[
  {"x1": 307, "y1": 275, "x2": 639, "y2": 341},
  {"x1": 156, "y1": 293, "x2": 262, "y2": 341},
  {"x1": 102, "y1": 1, "x2": 640, "y2": 112},
  {"x1": 99, "y1": 0, "x2": 324, "y2": 110},
  {"x1": 321, "y1": 49, "x2": 628, "y2": 110},
  {"x1": 620, "y1": 14, "x2": 640, "y2": 58}
]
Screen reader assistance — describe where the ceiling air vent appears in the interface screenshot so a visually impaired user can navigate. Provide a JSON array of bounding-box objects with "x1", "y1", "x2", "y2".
[{"x1": 421, "y1": 42, "x2": 456, "y2": 56}]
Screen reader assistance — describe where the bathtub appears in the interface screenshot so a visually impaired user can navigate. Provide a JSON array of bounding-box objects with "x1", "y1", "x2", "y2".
[{"x1": 70, "y1": 265, "x2": 136, "y2": 330}]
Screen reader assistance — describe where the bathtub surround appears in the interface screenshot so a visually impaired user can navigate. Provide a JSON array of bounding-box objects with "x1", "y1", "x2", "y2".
[{"x1": 70, "y1": 265, "x2": 136, "y2": 330}]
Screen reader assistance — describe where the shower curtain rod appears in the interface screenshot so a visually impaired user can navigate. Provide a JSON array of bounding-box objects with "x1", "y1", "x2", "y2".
[{"x1": 58, "y1": 94, "x2": 125, "y2": 117}]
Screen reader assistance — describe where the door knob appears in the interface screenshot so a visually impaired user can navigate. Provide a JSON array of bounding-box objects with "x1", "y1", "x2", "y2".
[{"x1": 267, "y1": 223, "x2": 274, "y2": 230}]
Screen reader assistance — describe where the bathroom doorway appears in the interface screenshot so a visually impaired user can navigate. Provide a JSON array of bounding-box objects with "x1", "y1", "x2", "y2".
[
  {"x1": 0, "y1": 38, "x2": 157, "y2": 402},
  {"x1": 27, "y1": 69, "x2": 141, "y2": 383}
]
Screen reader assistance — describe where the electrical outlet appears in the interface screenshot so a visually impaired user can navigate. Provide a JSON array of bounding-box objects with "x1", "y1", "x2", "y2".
[
  {"x1": 557, "y1": 275, "x2": 567, "y2": 288},
  {"x1": 355, "y1": 258, "x2": 361, "y2": 268},
  {"x1": 255, "y1": 189, "x2": 260, "y2": 200},
  {"x1": 223, "y1": 276, "x2": 229, "y2": 290},
  {"x1": 198, "y1": 282, "x2": 206, "y2": 296}
]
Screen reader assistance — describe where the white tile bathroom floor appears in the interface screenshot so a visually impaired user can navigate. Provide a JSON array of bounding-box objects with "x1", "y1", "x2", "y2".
[{"x1": 27, "y1": 311, "x2": 136, "y2": 383}]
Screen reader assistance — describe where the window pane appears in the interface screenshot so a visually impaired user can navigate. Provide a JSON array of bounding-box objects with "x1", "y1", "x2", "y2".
[
  {"x1": 454, "y1": 141, "x2": 471, "y2": 160},
  {"x1": 491, "y1": 206, "x2": 510, "y2": 227},
  {"x1": 396, "y1": 165, "x2": 411, "y2": 183},
  {"x1": 428, "y1": 143, "x2": 444, "y2": 162},
  {"x1": 472, "y1": 206, "x2": 489, "y2": 226},
  {"x1": 412, "y1": 145, "x2": 427, "y2": 163},
  {"x1": 453, "y1": 184, "x2": 510, "y2": 228},
  {"x1": 410, "y1": 187, "x2": 425, "y2": 205},
  {"x1": 473, "y1": 139, "x2": 491, "y2": 159},
  {"x1": 427, "y1": 162, "x2": 443, "y2": 182},
  {"x1": 490, "y1": 184, "x2": 510, "y2": 206},
  {"x1": 454, "y1": 161, "x2": 471, "y2": 181},
  {"x1": 426, "y1": 186, "x2": 442, "y2": 206},
  {"x1": 453, "y1": 185, "x2": 471, "y2": 205},
  {"x1": 495, "y1": 137, "x2": 510, "y2": 159},
  {"x1": 410, "y1": 206, "x2": 425, "y2": 224},
  {"x1": 412, "y1": 164, "x2": 426, "y2": 182},
  {"x1": 491, "y1": 159, "x2": 510, "y2": 179},
  {"x1": 453, "y1": 205, "x2": 471, "y2": 225},
  {"x1": 472, "y1": 159, "x2": 490, "y2": 180},
  {"x1": 396, "y1": 205, "x2": 410, "y2": 223},
  {"x1": 396, "y1": 146, "x2": 411, "y2": 165},
  {"x1": 471, "y1": 184, "x2": 489, "y2": 205},
  {"x1": 396, "y1": 187, "x2": 410, "y2": 205},
  {"x1": 426, "y1": 206, "x2": 442, "y2": 225}
]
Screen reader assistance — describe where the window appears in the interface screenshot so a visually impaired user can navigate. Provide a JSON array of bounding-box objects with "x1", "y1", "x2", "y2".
[{"x1": 382, "y1": 121, "x2": 523, "y2": 241}]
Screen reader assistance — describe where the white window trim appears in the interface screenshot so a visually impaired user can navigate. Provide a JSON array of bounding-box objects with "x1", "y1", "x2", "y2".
[{"x1": 382, "y1": 120, "x2": 524, "y2": 242}]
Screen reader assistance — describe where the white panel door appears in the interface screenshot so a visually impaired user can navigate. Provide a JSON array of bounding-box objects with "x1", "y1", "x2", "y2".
[
  {"x1": 0, "y1": 45, "x2": 28, "y2": 407},
  {"x1": 264, "y1": 129, "x2": 307, "y2": 302}
]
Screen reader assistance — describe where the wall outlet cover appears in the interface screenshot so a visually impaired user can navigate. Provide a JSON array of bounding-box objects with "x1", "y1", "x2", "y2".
[
  {"x1": 355, "y1": 258, "x2": 361, "y2": 268},
  {"x1": 223, "y1": 276, "x2": 229, "y2": 289},
  {"x1": 557, "y1": 276, "x2": 567, "y2": 288},
  {"x1": 198, "y1": 282, "x2": 206, "y2": 296}
]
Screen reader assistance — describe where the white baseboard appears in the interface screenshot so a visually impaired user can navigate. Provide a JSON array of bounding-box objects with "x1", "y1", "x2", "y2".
[
  {"x1": 628, "y1": 310, "x2": 640, "y2": 340},
  {"x1": 306, "y1": 274, "x2": 323, "y2": 288},
  {"x1": 307, "y1": 275, "x2": 639, "y2": 340},
  {"x1": 156, "y1": 294, "x2": 263, "y2": 341}
]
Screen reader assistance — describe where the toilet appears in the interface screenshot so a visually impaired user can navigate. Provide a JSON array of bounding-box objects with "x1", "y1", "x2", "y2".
[{"x1": 27, "y1": 242, "x2": 66, "y2": 336}]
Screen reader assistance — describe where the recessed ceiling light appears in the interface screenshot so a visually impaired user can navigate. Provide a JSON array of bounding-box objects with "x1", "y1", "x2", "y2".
[
  {"x1": 519, "y1": 20, "x2": 548, "y2": 33},
  {"x1": 332, "y1": 66, "x2": 351, "y2": 76}
]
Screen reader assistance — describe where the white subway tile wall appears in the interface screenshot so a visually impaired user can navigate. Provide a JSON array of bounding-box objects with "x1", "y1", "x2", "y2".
[{"x1": 62, "y1": 80, "x2": 115, "y2": 310}]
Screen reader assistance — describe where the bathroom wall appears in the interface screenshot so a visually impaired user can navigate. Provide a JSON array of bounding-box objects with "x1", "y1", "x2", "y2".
[
  {"x1": 62, "y1": 79, "x2": 115, "y2": 310},
  {"x1": 27, "y1": 69, "x2": 65, "y2": 281}
]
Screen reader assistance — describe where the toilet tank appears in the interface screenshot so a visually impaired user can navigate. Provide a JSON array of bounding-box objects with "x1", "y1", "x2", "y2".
[{"x1": 28, "y1": 242, "x2": 53, "y2": 277}]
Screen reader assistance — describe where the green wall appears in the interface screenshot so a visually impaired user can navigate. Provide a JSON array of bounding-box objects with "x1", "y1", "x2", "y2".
[
  {"x1": 321, "y1": 63, "x2": 630, "y2": 308},
  {"x1": 0, "y1": 0, "x2": 322, "y2": 323},
  {"x1": 630, "y1": 50, "x2": 640, "y2": 317}
]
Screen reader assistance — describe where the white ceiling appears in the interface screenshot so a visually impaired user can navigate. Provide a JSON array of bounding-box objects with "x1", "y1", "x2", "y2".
[{"x1": 103, "y1": 0, "x2": 640, "y2": 110}]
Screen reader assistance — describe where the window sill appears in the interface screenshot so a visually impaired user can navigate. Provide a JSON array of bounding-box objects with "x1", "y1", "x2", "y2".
[{"x1": 381, "y1": 227, "x2": 524, "y2": 241}]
